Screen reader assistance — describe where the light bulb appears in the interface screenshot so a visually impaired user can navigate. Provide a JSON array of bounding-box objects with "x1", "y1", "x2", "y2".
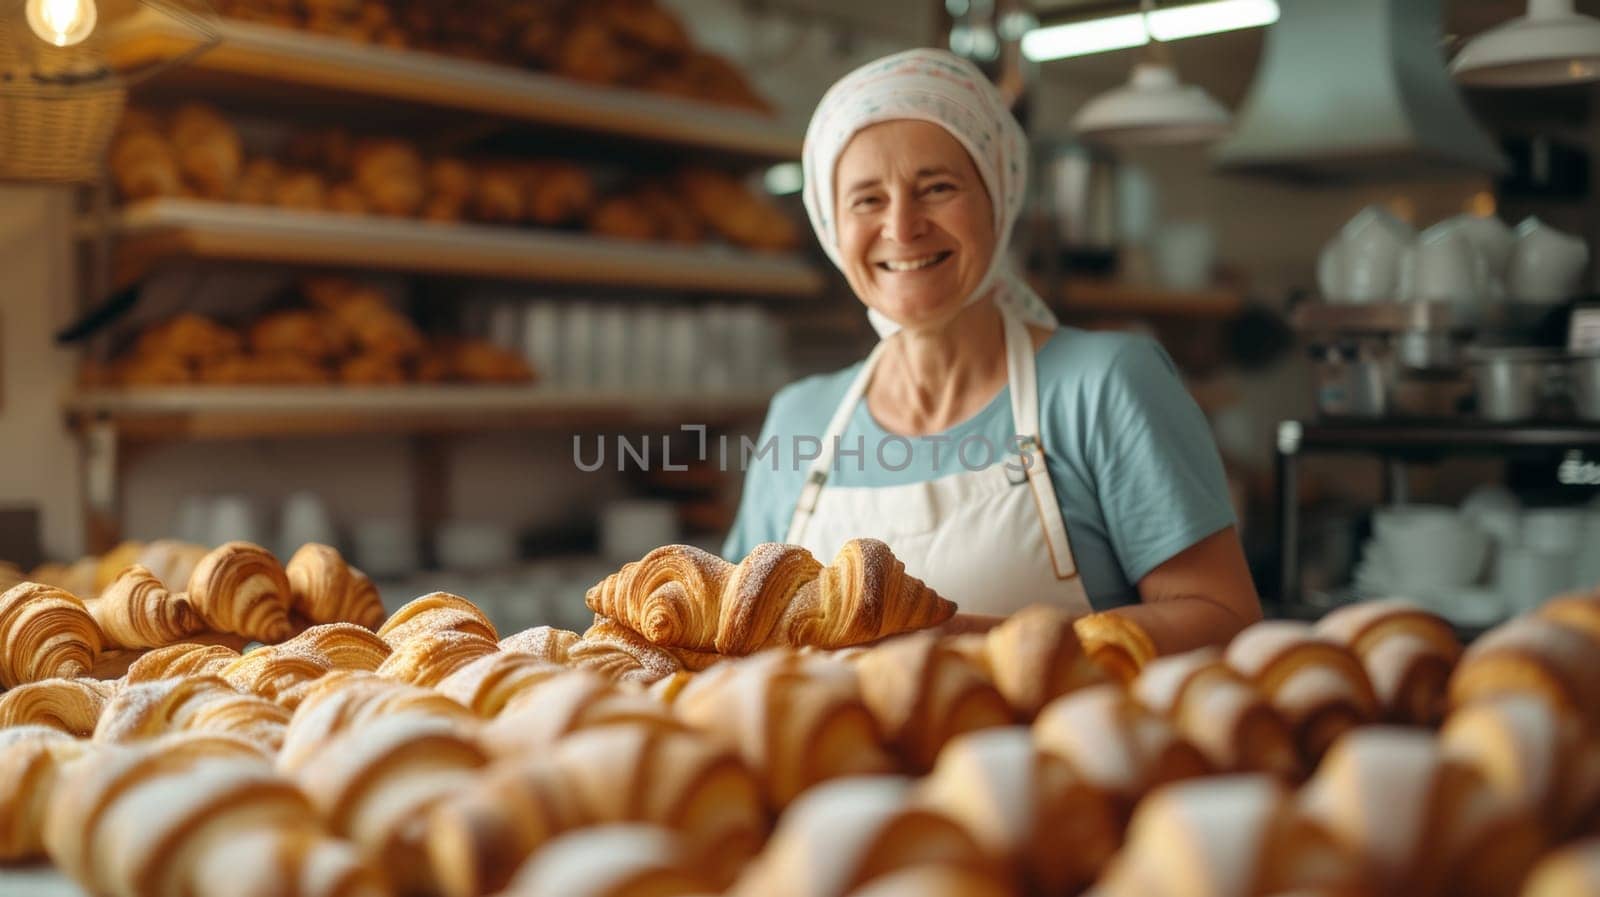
[{"x1": 26, "y1": 0, "x2": 99, "y2": 47}]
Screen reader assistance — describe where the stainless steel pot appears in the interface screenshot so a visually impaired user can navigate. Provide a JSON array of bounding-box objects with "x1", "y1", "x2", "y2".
[
  {"x1": 1573, "y1": 353, "x2": 1600, "y2": 421},
  {"x1": 1466, "y1": 347, "x2": 1566, "y2": 421}
]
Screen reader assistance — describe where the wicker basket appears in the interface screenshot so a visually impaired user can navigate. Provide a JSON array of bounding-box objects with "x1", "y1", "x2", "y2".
[{"x1": 0, "y1": 11, "x2": 126, "y2": 183}]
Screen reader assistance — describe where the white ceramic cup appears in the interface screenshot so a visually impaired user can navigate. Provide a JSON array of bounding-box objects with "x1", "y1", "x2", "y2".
[
  {"x1": 1522, "y1": 508, "x2": 1588, "y2": 555},
  {"x1": 1320, "y1": 206, "x2": 1415, "y2": 303},
  {"x1": 1153, "y1": 220, "x2": 1216, "y2": 291},
  {"x1": 1510, "y1": 216, "x2": 1589, "y2": 304},
  {"x1": 1373, "y1": 504, "x2": 1490, "y2": 590},
  {"x1": 1496, "y1": 546, "x2": 1578, "y2": 612}
]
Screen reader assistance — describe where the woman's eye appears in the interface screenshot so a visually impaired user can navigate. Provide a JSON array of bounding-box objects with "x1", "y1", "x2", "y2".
[
  {"x1": 851, "y1": 196, "x2": 882, "y2": 211},
  {"x1": 925, "y1": 182, "x2": 956, "y2": 195}
]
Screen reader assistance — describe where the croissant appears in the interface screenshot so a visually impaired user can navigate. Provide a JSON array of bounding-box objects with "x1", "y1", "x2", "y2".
[
  {"x1": 93, "y1": 540, "x2": 146, "y2": 593},
  {"x1": 89, "y1": 564, "x2": 205, "y2": 649},
  {"x1": 1225, "y1": 621, "x2": 1380, "y2": 767},
  {"x1": 283, "y1": 621, "x2": 393, "y2": 671},
  {"x1": 1520, "y1": 839, "x2": 1600, "y2": 897},
  {"x1": 377, "y1": 591, "x2": 498, "y2": 648},
  {"x1": 220, "y1": 643, "x2": 335, "y2": 708},
  {"x1": 648, "y1": 671, "x2": 695, "y2": 705},
  {"x1": 1132, "y1": 647, "x2": 1301, "y2": 780},
  {"x1": 499, "y1": 625, "x2": 579, "y2": 664},
  {"x1": 524, "y1": 160, "x2": 596, "y2": 226},
  {"x1": 1073, "y1": 612, "x2": 1157, "y2": 683},
  {"x1": 731, "y1": 775, "x2": 993, "y2": 897},
  {"x1": 376, "y1": 628, "x2": 500, "y2": 687},
  {"x1": 847, "y1": 632, "x2": 1013, "y2": 772},
  {"x1": 675, "y1": 167, "x2": 799, "y2": 252},
  {"x1": 133, "y1": 312, "x2": 240, "y2": 364},
  {"x1": 496, "y1": 825, "x2": 710, "y2": 897},
  {"x1": 352, "y1": 138, "x2": 425, "y2": 217},
  {"x1": 481, "y1": 671, "x2": 688, "y2": 758},
  {"x1": 1299, "y1": 727, "x2": 1545, "y2": 897},
  {"x1": 916, "y1": 727, "x2": 1119, "y2": 896},
  {"x1": 0, "y1": 677, "x2": 118, "y2": 736},
  {"x1": 186, "y1": 541, "x2": 295, "y2": 642},
  {"x1": 842, "y1": 867, "x2": 1015, "y2": 897},
  {"x1": 673, "y1": 649, "x2": 894, "y2": 808},
  {"x1": 586, "y1": 540, "x2": 954, "y2": 655},
  {"x1": 278, "y1": 669, "x2": 475, "y2": 775},
  {"x1": 1033, "y1": 683, "x2": 1210, "y2": 816},
  {"x1": 170, "y1": 102, "x2": 243, "y2": 199},
  {"x1": 134, "y1": 539, "x2": 209, "y2": 592},
  {"x1": 947, "y1": 604, "x2": 1106, "y2": 718},
  {"x1": 0, "y1": 728, "x2": 90, "y2": 861},
  {"x1": 286, "y1": 543, "x2": 386, "y2": 629},
  {"x1": 1441, "y1": 694, "x2": 1600, "y2": 841},
  {"x1": 1537, "y1": 593, "x2": 1600, "y2": 643},
  {"x1": 0, "y1": 581, "x2": 101, "y2": 687},
  {"x1": 1450, "y1": 615, "x2": 1600, "y2": 729},
  {"x1": 109, "y1": 126, "x2": 181, "y2": 201},
  {"x1": 295, "y1": 713, "x2": 489, "y2": 894},
  {"x1": 1086, "y1": 774, "x2": 1367, "y2": 897},
  {"x1": 569, "y1": 616, "x2": 718, "y2": 685},
  {"x1": 93, "y1": 674, "x2": 288, "y2": 754},
  {"x1": 1315, "y1": 599, "x2": 1462, "y2": 726},
  {"x1": 45, "y1": 735, "x2": 381, "y2": 897},
  {"x1": 435, "y1": 651, "x2": 566, "y2": 717},
  {"x1": 124, "y1": 641, "x2": 241, "y2": 682},
  {"x1": 429, "y1": 725, "x2": 765, "y2": 897}
]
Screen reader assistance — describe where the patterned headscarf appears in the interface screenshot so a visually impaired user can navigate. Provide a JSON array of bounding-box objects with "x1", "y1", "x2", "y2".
[{"x1": 802, "y1": 48, "x2": 1057, "y2": 337}]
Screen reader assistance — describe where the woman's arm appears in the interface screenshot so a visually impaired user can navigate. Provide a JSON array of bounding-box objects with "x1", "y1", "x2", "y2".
[{"x1": 1110, "y1": 525, "x2": 1262, "y2": 655}]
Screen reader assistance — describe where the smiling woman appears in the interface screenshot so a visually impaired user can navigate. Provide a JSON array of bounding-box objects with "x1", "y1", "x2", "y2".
[{"x1": 723, "y1": 48, "x2": 1260, "y2": 658}]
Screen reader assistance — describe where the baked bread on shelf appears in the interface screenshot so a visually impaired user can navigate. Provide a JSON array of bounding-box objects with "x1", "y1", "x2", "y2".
[
  {"x1": 93, "y1": 674, "x2": 289, "y2": 755},
  {"x1": 567, "y1": 615, "x2": 702, "y2": 685},
  {"x1": 586, "y1": 539, "x2": 954, "y2": 655},
  {"x1": 0, "y1": 581, "x2": 102, "y2": 688},
  {"x1": 672, "y1": 648, "x2": 894, "y2": 808},
  {"x1": 283, "y1": 621, "x2": 394, "y2": 672},
  {"x1": 916, "y1": 726, "x2": 1120, "y2": 896},
  {"x1": 1315, "y1": 599, "x2": 1462, "y2": 726}
]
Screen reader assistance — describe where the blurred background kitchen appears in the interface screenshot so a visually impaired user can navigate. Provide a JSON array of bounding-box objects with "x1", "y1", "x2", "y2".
[{"x1": 2, "y1": 0, "x2": 1598, "y2": 635}]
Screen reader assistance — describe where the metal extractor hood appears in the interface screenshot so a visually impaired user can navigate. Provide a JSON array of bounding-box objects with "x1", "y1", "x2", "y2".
[{"x1": 1214, "y1": 0, "x2": 1508, "y2": 183}]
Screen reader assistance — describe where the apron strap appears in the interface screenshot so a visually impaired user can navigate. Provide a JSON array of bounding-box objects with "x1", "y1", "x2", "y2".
[
  {"x1": 785, "y1": 339, "x2": 890, "y2": 543},
  {"x1": 1001, "y1": 311, "x2": 1078, "y2": 580}
]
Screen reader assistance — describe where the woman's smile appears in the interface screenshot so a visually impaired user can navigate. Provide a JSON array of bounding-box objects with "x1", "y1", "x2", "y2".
[{"x1": 877, "y1": 251, "x2": 954, "y2": 273}]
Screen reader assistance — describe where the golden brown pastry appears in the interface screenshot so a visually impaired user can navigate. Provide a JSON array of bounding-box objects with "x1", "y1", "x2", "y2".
[
  {"x1": 327, "y1": 181, "x2": 370, "y2": 215},
  {"x1": 93, "y1": 540, "x2": 146, "y2": 593},
  {"x1": 569, "y1": 616, "x2": 694, "y2": 685},
  {"x1": 353, "y1": 138, "x2": 425, "y2": 217},
  {"x1": 0, "y1": 581, "x2": 101, "y2": 687},
  {"x1": 848, "y1": 632, "x2": 1013, "y2": 773},
  {"x1": 338, "y1": 352, "x2": 408, "y2": 385},
  {"x1": 272, "y1": 168, "x2": 329, "y2": 211},
  {"x1": 93, "y1": 674, "x2": 289, "y2": 753},
  {"x1": 376, "y1": 629, "x2": 500, "y2": 687},
  {"x1": 233, "y1": 156, "x2": 279, "y2": 205},
  {"x1": 435, "y1": 651, "x2": 566, "y2": 717},
  {"x1": 1315, "y1": 599, "x2": 1462, "y2": 726},
  {"x1": 915, "y1": 727, "x2": 1119, "y2": 896},
  {"x1": 0, "y1": 677, "x2": 117, "y2": 736},
  {"x1": 134, "y1": 312, "x2": 241, "y2": 364},
  {"x1": 285, "y1": 621, "x2": 393, "y2": 671},
  {"x1": 1088, "y1": 774, "x2": 1367, "y2": 897},
  {"x1": 428, "y1": 726, "x2": 764, "y2": 897},
  {"x1": 588, "y1": 195, "x2": 660, "y2": 241},
  {"x1": 277, "y1": 669, "x2": 475, "y2": 775},
  {"x1": 947, "y1": 604, "x2": 1105, "y2": 719},
  {"x1": 586, "y1": 540, "x2": 954, "y2": 655},
  {"x1": 1033, "y1": 683, "x2": 1211, "y2": 817},
  {"x1": 442, "y1": 339, "x2": 536, "y2": 384},
  {"x1": 730, "y1": 775, "x2": 993, "y2": 897},
  {"x1": 428, "y1": 157, "x2": 475, "y2": 204},
  {"x1": 471, "y1": 166, "x2": 527, "y2": 224},
  {"x1": 525, "y1": 160, "x2": 596, "y2": 226},
  {"x1": 600, "y1": 0, "x2": 690, "y2": 55},
  {"x1": 109, "y1": 126, "x2": 182, "y2": 201},
  {"x1": 46, "y1": 735, "x2": 382, "y2": 897},
  {"x1": 842, "y1": 867, "x2": 1014, "y2": 897},
  {"x1": 378, "y1": 590, "x2": 499, "y2": 648},
  {"x1": 1442, "y1": 694, "x2": 1600, "y2": 841},
  {"x1": 89, "y1": 563, "x2": 205, "y2": 649},
  {"x1": 28, "y1": 558, "x2": 100, "y2": 601},
  {"x1": 285, "y1": 543, "x2": 385, "y2": 629},
  {"x1": 248, "y1": 310, "x2": 346, "y2": 361},
  {"x1": 1300, "y1": 727, "x2": 1545, "y2": 897},
  {"x1": 123, "y1": 641, "x2": 241, "y2": 682},
  {"x1": 0, "y1": 561, "x2": 26, "y2": 593},
  {"x1": 633, "y1": 184, "x2": 703, "y2": 244},
  {"x1": 186, "y1": 541, "x2": 295, "y2": 642},
  {"x1": 480, "y1": 670, "x2": 688, "y2": 758},
  {"x1": 673, "y1": 649, "x2": 894, "y2": 808},
  {"x1": 1225, "y1": 620, "x2": 1380, "y2": 767},
  {"x1": 1449, "y1": 614, "x2": 1600, "y2": 729},
  {"x1": 220, "y1": 643, "x2": 335, "y2": 707},
  {"x1": 1537, "y1": 592, "x2": 1600, "y2": 642},
  {"x1": 1073, "y1": 612, "x2": 1157, "y2": 683},
  {"x1": 494, "y1": 825, "x2": 710, "y2": 897},
  {"x1": 0, "y1": 728, "x2": 90, "y2": 861},
  {"x1": 1132, "y1": 647, "x2": 1301, "y2": 780},
  {"x1": 1520, "y1": 839, "x2": 1600, "y2": 897},
  {"x1": 295, "y1": 714, "x2": 489, "y2": 893},
  {"x1": 675, "y1": 166, "x2": 798, "y2": 251},
  {"x1": 134, "y1": 539, "x2": 209, "y2": 591},
  {"x1": 170, "y1": 102, "x2": 244, "y2": 199},
  {"x1": 555, "y1": 18, "x2": 648, "y2": 84},
  {"x1": 499, "y1": 625, "x2": 579, "y2": 664}
]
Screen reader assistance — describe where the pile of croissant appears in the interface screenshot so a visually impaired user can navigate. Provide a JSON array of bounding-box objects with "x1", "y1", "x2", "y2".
[
  {"x1": 109, "y1": 104, "x2": 799, "y2": 251},
  {"x1": 209, "y1": 0, "x2": 772, "y2": 112},
  {"x1": 4, "y1": 534, "x2": 1600, "y2": 897},
  {"x1": 81, "y1": 277, "x2": 534, "y2": 389}
]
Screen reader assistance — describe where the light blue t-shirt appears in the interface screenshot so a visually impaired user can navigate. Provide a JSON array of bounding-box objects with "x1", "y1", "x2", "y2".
[{"x1": 721, "y1": 327, "x2": 1235, "y2": 611}]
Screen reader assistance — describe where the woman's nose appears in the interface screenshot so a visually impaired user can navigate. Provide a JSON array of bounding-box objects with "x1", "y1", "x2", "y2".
[{"x1": 883, "y1": 200, "x2": 929, "y2": 243}]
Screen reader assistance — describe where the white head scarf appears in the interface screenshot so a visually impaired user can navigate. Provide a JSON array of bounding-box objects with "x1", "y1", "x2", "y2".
[{"x1": 801, "y1": 48, "x2": 1057, "y2": 338}]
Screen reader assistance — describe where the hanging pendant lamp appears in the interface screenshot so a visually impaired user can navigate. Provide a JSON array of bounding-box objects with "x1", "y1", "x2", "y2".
[
  {"x1": 1071, "y1": 0, "x2": 1231, "y2": 147},
  {"x1": 1452, "y1": 0, "x2": 1600, "y2": 87}
]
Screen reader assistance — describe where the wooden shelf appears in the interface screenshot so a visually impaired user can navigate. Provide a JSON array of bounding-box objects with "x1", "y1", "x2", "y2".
[
  {"x1": 103, "y1": 11, "x2": 802, "y2": 162},
  {"x1": 66, "y1": 386, "x2": 772, "y2": 440},
  {"x1": 1044, "y1": 278, "x2": 1245, "y2": 319},
  {"x1": 102, "y1": 200, "x2": 825, "y2": 296}
]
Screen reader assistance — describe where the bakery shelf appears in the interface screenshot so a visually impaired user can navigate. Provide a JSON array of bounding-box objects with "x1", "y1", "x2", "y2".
[
  {"x1": 100, "y1": 199, "x2": 826, "y2": 296},
  {"x1": 65, "y1": 385, "x2": 773, "y2": 440},
  {"x1": 102, "y1": 10, "x2": 802, "y2": 162}
]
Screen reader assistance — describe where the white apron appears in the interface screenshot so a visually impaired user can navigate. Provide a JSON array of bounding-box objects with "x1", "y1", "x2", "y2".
[{"x1": 784, "y1": 307, "x2": 1092, "y2": 617}]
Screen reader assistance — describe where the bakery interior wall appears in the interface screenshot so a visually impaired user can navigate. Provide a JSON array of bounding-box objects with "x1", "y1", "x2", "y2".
[{"x1": 0, "y1": 0, "x2": 1576, "y2": 602}]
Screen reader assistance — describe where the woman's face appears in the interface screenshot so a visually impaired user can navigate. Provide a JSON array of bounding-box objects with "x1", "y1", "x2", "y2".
[{"x1": 833, "y1": 120, "x2": 996, "y2": 331}]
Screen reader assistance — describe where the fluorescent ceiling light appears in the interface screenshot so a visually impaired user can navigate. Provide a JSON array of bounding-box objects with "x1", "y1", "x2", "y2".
[{"x1": 1022, "y1": 0, "x2": 1279, "y2": 62}]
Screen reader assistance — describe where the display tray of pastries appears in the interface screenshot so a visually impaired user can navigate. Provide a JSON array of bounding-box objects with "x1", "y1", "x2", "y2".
[{"x1": 3, "y1": 538, "x2": 1599, "y2": 897}]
